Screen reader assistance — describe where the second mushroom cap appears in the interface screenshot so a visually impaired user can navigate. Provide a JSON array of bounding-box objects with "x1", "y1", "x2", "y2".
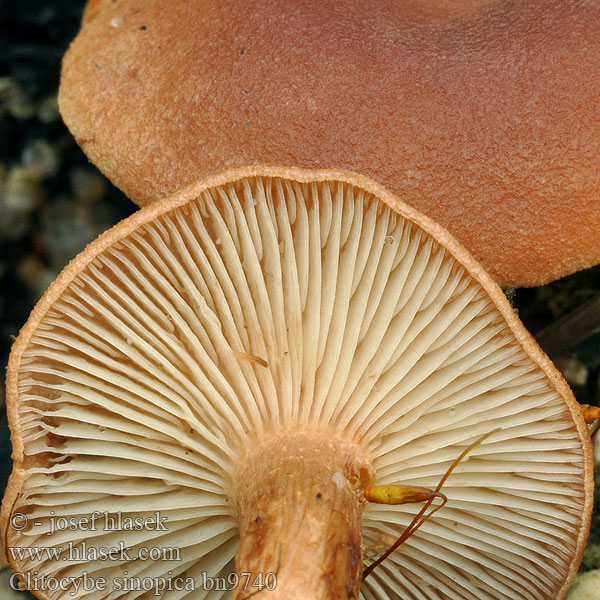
[{"x1": 58, "y1": 0, "x2": 600, "y2": 287}]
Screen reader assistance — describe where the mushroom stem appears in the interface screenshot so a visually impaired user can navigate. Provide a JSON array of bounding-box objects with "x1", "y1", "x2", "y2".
[{"x1": 233, "y1": 429, "x2": 373, "y2": 600}]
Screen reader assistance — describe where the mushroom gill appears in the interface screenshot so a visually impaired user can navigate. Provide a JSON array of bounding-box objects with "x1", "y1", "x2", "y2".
[{"x1": 2, "y1": 166, "x2": 592, "y2": 600}]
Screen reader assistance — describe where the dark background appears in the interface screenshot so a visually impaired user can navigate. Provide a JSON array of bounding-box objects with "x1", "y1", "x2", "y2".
[
  {"x1": 0, "y1": 2, "x2": 133, "y2": 594},
  {"x1": 0, "y1": 1, "x2": 598, "y2": 595}
]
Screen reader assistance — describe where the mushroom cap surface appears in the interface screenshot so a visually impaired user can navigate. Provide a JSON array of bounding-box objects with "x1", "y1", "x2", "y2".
[
  {"x1": 59, "y1": 0, "x2": 600, "y2": 288},
  {"x1": 2, "y1": 166, "x2": 593, "y2": 599}
]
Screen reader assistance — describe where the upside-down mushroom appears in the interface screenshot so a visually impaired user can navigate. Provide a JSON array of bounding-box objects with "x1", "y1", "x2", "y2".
[
  {"x1": 58, "y1": 0, "x2": 600, "y2": 288},
  {"x1": 1, "y1": 166, "x2": 593, "y2": 600}
]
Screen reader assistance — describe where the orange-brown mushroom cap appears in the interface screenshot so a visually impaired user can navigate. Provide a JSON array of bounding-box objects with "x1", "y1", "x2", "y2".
[{"x1": 59, "y1": 0, "x2": 600, "y2": 288}]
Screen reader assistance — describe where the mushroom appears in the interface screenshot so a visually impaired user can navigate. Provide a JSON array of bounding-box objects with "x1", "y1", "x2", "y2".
[
  {"x1": 1, "y1": 166, "x2": 593, "y2": 599},
  {"x1": 58, "y1": 0, "x2": 600, "y2": 288}
]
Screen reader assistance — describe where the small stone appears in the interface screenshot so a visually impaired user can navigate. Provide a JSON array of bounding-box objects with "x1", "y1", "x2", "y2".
[
  {"x1": 37, "y1": 94, "x2": 60, "y2": 123},
  {"x1": 0, "y1": 167, "x2": 42, "y2": 240},
  {"x1": 22, "y1": 139, "x2": 59, "y2": 177},
  {"x1": 3, "y1": 166, "x2": 41, "y2": 210},
  {"x1": 0, "y1": 78, "x2": 35, "y2": 120},
  {"x1": 566, "y1": 569, "x2": 600, "y2": 600}
]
